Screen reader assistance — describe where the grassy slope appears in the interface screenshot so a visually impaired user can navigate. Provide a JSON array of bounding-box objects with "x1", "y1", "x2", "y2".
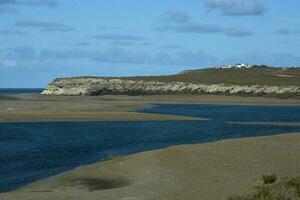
[
  {"x1": 64, "y1": 67, "x2": 300, "y2": 86},
  {"x1": 123, "y1": 68, "x2": 300, "y2": 86}
]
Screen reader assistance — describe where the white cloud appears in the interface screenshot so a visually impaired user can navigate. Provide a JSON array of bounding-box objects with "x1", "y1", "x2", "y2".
[
  {"x1": 162, "y1": 10, "x2": 190, "y2": 24},
  {"x1": 157, "y1": 22, "x2": 223, "y2": 34},
  {"x1": 15, "y1": 20, "x2": 74, "y2": 32},
  {"x1": 156, "y1": 10, "x2": 254, "y2": 37},
  {"x1": 90, "y1": 34, "x2": 145, "y2": 41},
  {"x1": 0, "y1": 0, "x2": 58, "y2": 7},
  {"x1": 0, "y1": 59, "x2": 17, "y2": 68},
  {"x1": 275, "y1": 29, "x2": 300, "y2": 35},
  {"x1": 224, "y1": 27, "x2": 254, "y2": 37},
  {"x1": 206, "y1": 0, "x2": 266, "y2": 16}
]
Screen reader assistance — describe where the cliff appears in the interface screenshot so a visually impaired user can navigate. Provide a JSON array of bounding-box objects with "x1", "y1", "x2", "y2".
[
  {"x1": 42, "y1": 67, "x2": 300, "y2": 98},
  {"x1": 42, "y1": 77, "x2": 300, "y2": 98}
]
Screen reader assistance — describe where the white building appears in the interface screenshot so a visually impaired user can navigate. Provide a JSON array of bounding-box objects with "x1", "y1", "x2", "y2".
[
  {"x1": 218, "y1": 64, "x2": 232, "y2": 69},
  {"x1": 234, "y1": 63, "x2": 248, "y2": 68},
  {"x1": 216, "y1": 63, "x2": 249, "y2": 69}
]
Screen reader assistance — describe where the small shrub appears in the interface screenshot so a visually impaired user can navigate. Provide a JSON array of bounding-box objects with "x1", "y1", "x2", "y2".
[
  {"x1": 226, "y1": 175, "x2": 300, "y2": 200},
  {"x1": 253, "y1": 186, "x2": 273, "y2": 199},
  {"x1": 286, "y1": 176, "x2": 300, "y2": 197},
  {"x1": 274, "y1": 188, "x2": 298, "y2": 200},
  {"x1": 262, "y1": 174, "x2": 278, "y2": 185},
  {"x1": 226, "y1": 194, "x2": 252, "y2": 200}
]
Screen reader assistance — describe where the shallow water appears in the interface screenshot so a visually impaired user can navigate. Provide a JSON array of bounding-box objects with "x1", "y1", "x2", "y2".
[
  {"x1": 0, "y1": 88, "x2": 43, "y2": 100},
  {"x1": 0, "y1": 103, "x2": 300, "y2": 192},
  {"x1": 0, "y1": 88, "x2": 43, "y2": 95},
  {"x1": 139, "y1": 103, "x2": 300, "y2": 122}
]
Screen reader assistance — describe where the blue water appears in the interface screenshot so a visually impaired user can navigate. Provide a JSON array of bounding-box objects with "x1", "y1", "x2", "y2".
[
  {"x1": 0, "y1": 88, "x2": 43, "y2": 95},
  {"x1": 0, "y1": 103, "x2": 300, "y2": 192},
  {"x1": 139, "y1": 104, "x2": 300, "y2": 122}
]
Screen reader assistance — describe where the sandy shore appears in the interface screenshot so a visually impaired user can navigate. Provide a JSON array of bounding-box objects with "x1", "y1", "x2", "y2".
[
  {"x1": 1, "y1": 94, "x2": 300, "y2": 199},
  {"x1": 1, "y1": 94, "x2": 300, "y2": 122},
  {"x1": 1, "y1": 133, "x2": 300, "y2": 200}
]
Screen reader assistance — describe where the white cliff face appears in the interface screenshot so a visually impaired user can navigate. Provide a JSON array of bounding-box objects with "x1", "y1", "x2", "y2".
[{"x1": 41, "y1": 77, "x2": 300, "y2": 98}]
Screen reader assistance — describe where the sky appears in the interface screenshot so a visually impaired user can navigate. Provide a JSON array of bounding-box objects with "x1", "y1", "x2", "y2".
[{"x1": 0, "y1": 0, "x2": 300, "y2": 88}]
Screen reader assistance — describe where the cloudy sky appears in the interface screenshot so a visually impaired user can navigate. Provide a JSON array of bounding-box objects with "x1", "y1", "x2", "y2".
[{"x1": 0, "y1": 0, "x2": 299, "y2": 87}]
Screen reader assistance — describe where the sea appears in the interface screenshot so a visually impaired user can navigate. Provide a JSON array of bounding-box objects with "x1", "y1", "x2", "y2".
[
  {"x1": 0, "y1": 89, "x2": 300, "y2": 192},
  {"x1": 0, "y1": 88, "x2": 43, "y2": 95}
]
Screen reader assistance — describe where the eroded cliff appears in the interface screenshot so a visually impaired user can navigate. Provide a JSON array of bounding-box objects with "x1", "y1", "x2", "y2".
[{"x1": 42, "y1": 77, "x2": 300, "y2": 98}]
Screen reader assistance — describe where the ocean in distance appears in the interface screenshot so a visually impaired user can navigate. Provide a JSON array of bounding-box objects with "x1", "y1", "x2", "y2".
[{"x1": 0, "y1": 88, "x2": 43, "y2": 95}]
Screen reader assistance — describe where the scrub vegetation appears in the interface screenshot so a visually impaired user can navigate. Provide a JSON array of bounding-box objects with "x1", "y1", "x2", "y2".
[
  {"x1": 226, "y1": 175, "x2": 300, "y2": 200},
  {"x1": 123, "y1": 67, "x2": 300, "y2": 87}
]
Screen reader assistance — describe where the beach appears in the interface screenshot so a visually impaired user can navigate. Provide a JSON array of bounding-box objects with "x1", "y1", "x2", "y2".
[
  {"x1": 1, "y1": 94, "x2": 300, "y2": 122},
  {"x1": 1, "y1": 132, "x2": 300, "y2": 200},
  {"x1": 2, "y1": 0, "x2": 300, "y2": 199},
  {"x1": 0, "y1": 94, "x2": 300, "y2": 199}
]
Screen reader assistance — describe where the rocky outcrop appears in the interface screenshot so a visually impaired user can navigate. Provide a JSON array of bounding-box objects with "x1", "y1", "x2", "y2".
[{"x1": 41, "y1": 77, "x2": 300, "y2": 98}]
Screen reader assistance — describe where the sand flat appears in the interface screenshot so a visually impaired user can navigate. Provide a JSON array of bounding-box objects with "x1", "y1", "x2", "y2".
[
  {"x1": 1, "y1": 95, "x2": 300, "y2": 200},
  {"x1": 1, "y1": 133, "x2": 300, "y2": 200},
  {"x1": 0, "y1": 94, "x2": 300, "y2": 122}
]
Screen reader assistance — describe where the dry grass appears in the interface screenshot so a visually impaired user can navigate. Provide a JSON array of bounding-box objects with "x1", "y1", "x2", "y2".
[
  {"x1": 63, "y1": 68, "x2": 300, "y2": 86},
  {"x1": 287, "y1": 176, "x2": 300, "y2": 197},
  {"x1": 227, "y1": 176, "x2": 300, "y2": 200},
  {"x1": 120, "y1": 68, "x2": 300, "y2": 86}
]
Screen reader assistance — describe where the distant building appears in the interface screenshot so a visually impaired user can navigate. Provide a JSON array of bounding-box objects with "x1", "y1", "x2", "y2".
[
  {"x1": 218, "y1": 64, "x2": 232, "y2": 69},
  {"x1": 234, "y1": 63, "x2": 248, "y2": 68},
  {"x1": 217, "y1": 63, "x2": 248, "y2": 69}
]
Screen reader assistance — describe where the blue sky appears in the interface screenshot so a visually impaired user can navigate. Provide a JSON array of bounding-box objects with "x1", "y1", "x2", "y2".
[{"x1": 0, "y1": 0, "x2": 299, "y2": 87}]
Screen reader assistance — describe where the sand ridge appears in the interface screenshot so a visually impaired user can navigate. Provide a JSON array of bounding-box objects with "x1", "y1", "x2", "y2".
[{"x1": 1, "y1": 94, "x2": 300, "y2": 122}]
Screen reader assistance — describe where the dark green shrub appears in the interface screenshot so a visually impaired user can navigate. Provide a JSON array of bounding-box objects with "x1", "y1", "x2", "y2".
[
  {"x1": 253, "y1": 186, "x2": 273, "y2": 199},
  {"x1": 286, "y1": 176, "x2": 300, "y2": 197},
  {"x1": 262, "y1": 174, "x2": 278, "y2": 184},
  {"x1": 226, "y1": 194, "x2": 252, "y2": 200}
]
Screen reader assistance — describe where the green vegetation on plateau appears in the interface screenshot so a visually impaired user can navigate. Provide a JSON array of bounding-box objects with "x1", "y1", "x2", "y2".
[
  {"x1": 44, "y1": 66, "x2": 300, "y2": 98},
  {"x1": 123, "y1": 67, "x2": 300, "y2": 87}
]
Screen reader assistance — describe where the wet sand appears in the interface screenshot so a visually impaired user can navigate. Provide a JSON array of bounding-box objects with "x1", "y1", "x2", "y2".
[
  {"x1": 1, "y1": 133, "x2": 300, "y2": 200},
  {"x1": 1, "y1": 94, "x2": 300, "y2": 122}
]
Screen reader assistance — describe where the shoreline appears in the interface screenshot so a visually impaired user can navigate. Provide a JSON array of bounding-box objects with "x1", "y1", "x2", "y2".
[
  {"x1": 1, "y1": 94, "x2": 300, "y2": 199},
  {"x1": 2, "y1": 132, "x2": 300, "y2": 200},
  {"x1": 1, "y1": 94, "x2": 300, "y2": 122},
  {"x1": 0, "y1": 114, "x2": 205, "y2": 123}
]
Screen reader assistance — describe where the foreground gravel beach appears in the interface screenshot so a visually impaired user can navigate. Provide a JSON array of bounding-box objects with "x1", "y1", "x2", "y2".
[{"x1": 1, "y1": 133, "x2": 300, "y2": 200}]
